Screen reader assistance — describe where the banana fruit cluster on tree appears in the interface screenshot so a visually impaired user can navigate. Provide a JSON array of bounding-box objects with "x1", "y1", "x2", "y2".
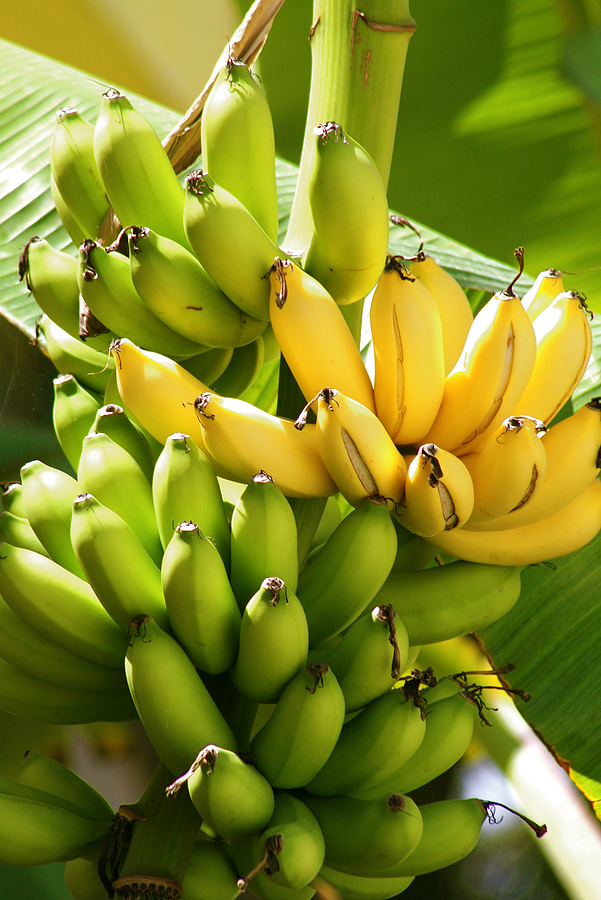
[{"x1": 1, "y1": 1, "x2": 596, "y2": 896}]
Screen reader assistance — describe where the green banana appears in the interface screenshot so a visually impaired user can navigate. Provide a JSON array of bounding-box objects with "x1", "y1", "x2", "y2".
[
  {"x1": 52, "y1": 374, "x2": 104, "y2": 473},
  {"x1": 304, "y1": 687, "x2": 426, "y2": 797},
  {"x1": 230, "y1": 828, "x2": 316, "y2": 900},
  {"x1": 0, "y1": 542, "x2": 126, "y2": 667},
  {"x1": 89, "y1": 402, "x2": 155, "y2": 481},
  {"x1": 255, "y1": 790, "x2": 325, "y2": 890},
  {"x1": 166, "y1": 744, "x2": 274, "y2": 839},
  {"x1": 161, "y1": 522, "x2": 241, "y2": 674},
  {"x1": 373, "y1": 560, "x2": 523, "y2": 645},
  {"x1": 390, "y1": 518, "x2": 439, "y2": 572},
  {"x1": 152, "y1": 432, "x2": 231, "y2": 567},
  {"x1": 296, "y1": 500, "x2": 397, "y2": 648},
  {"x1": 127, "y1": 225, "x2": 267, "y2": 348},
  {"x1": 39, "y1": 315, "x2": 114, "y2": 394},
  {"x1": 230, "y1": 472, "x2": 299, "y2": 611},
  {"x1": 125, "y1": 614, "x2": 238, "y2": 774},
  {"x1": 71, "y1": 493, "x2": 169, "y2": 632},
  {"x1": 180, "y1": 839, "x2": 242, "y2": 900},
  {"x1": 18, "y1": 237, "x2": 84, "y2": 341},
  {"x1": 181, "y1": 346, "x2": 234, "y2": 385},
  {"x1": 51, "y1": 172, "x2": 86, "y2": 247},
  {"x1": 20, "y1": 459, "x2": 84, "y2": 577},
  {"x1": 77, "y1": 431, "x2": 162, "y2": 565},
  {"x1": 93, "y1": 88, "x2": 189, "y2": 248},
  {"x1": 310, "y1": 495, "x2": 343, "y2": 552},
  {"x1": 250, "y1": 663, "x2": 346, "y2": 789},
  {"x1": 303, "y1": 123, "x2": 389, "y2": 305},
  {"x1": 211, "y1": 335, "x2": 265, "y2": 397},
  {"x1": 1, "y1": 483, "x2": 26, "y2": 517},
  {"x1": 317, "y1": 865, "x2": 414, "y2": 900},
  {"x1": 19, "y1": 751, "x2": 114, "y2": 822},
  {"x1": 0, "y1": 510, "x2": 49, "y2": 556},
  {"x1": 230, "y1": 577, "x2": 310, "y2": 704},
  {"x1": 63, "y1": 854, "x2": 114, "y2": 900},
  {"x1": 183, "y1": 169, "x2": 279, "y2": 321}
]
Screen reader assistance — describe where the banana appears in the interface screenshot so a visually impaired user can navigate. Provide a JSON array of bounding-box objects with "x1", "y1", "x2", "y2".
[
  {"x1": 370, "y1": 258, "x2": 446, "y2": 444},
  {"x1": 298, "y1": 792, "x2": 423, "y2": 877},
  {"x1": 18, "y1": 237, "x2": 84, "y2": 341},
  {"x1": 514, "y1": 291, "x2": 593, "y2": 425},
  {"x1": 201, "y1": 58, "x2": 279, "y2": 243},
  {"x1": 373, "y1": 560, "x2": 523, "y2": 645},
  {"x1": 19, "y1": 751, "x2": 114, "y2": 822},
  {"x1": 50, "y1": 107, "x2": 110, "y2": 240},
  {"x1": 211, "y1": 336, "x2": 265, "y2": 398},
  {"x1": 250, "y1": 663, "x2": 346, "y2": 789},
  {"x1": 308, "y1": 605, "x2": 409, "y2": 713},
  {"x1": 303, "y1": 123, "x2": 389, "y2": 305},
  {"x1": 77, "y1": 432, "x2": 162, "y2": 565},
  {"x1": 152, "y1": 432, "x2": 231, "y2": 565},
  {"x1": 20, "y1": 460, "x2": 83, "y2": 576},
  {"x1": 427, "y1": 478, "x2": 601, "y2": 565},
  {"x1": 127, "y1": 225, "x2": 267, "y2": 349},
  {"x1": 1, "y1": 483, "x2": 26, "y2": 517},
  {"x1": 166, "y1": 744, "x2": 274, "y2": 839},
  {"x1": 39, "y1": 316, "x2": 114, "y2": 395},
  {"x1": 180, "y1": 839, "x2": 242, "y2": 900},
  {"x1": 63, "y1": 854, "x2": 115, "y2": 900},
  {"x1": 303, "y1": 687, "x2": 425, "y2": 797},
  {"x1": 181, "y1": 346, "x2": 234, "y2": 385},
  {"x1": 0, "y1": 510, "x2": 49, "y2": 556},
  {"x1": 0, "y1": 542, "x2": 126, "y2": 667},
  {"x1": 50, "y1": 173, "x2": 86, "y2": 247},
  {"x1": 268, "y1": 258, "x2": 375, "y2": 412},
  {"x1": 93, "y1": 88, "x2": 189, "y2": 248},
  {"x1": 252, "y1": 790, "x2": 326, "y2": 890},
  {"x1": 183, "y1": 169, "x2": 279, "y2": 320},
  {"x1": 125, "y1": 614, "x2": 238, "y2": 774},
  {"x1": 394, "y1": 444, "x2": 474, "y2": 537},
  {"x1": 0, "y1": 774, "x2": 113, "y2": 865},
  {"x1": 230, "y1": 577, "x2": 309, "y2": 704},
  {"x1": 89, "y1": 403, "x2": 155, "y2": 482},
  {"x1": 296, "y1": 499, "x2": 397, "y2": 648},
  {"x1": 408, "y1": 251, "x2": 474, "y2": 374},
  {"x1": 71, "y1": 493, "x2": 170, "y2": 633},
  {"x1": 316, "y1": 864, "x2": 414, "y2": 900},
  {"x1": 161, "y1": 522, "x2": 241, "y2": 674},
  {"x1": 520, "y1": 268, "x2": 564, "y2": 321},
  {"x1": 390, "y1": 518, "x2": 439, "y2": 572},
  {"x1": 194, "y1": 392, "x2": 338, "y2": 498},
  {"x1": 230, "y1": 472, "x2": 299, "y2": 610},
  {"x1": 52, "y1": 374, "x2": 104, "y2": 473},
  {"x1": 311, "y1": 387, "x2": 407, "y2": 509}
]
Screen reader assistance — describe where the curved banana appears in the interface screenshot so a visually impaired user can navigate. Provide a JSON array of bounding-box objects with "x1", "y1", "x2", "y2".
[
  {"x1": 18, "y1": 237, "x2": 85, "y2": 342},
  {"x1": 52, "y1": 374, "x2": 104, "y2": 473},
  {"x1": 253, "y1": 790, "x2": 326, "y2": 890},
  {"x1": 90, "y1": 403, "x2": 156, "y2": 482},
  {"x1": 1, "y1": 483, "x2": 26, "y2": 518},
  {"x1": 211, "y1": 336, "x2": 265, "y2": 398},
  {"x1": 181, "y1": 346, "x2": 234, "y2": 385},
  {"x1": 19, "y1": 751, "x2": 114, "y2": 822},
  {"x1": 370, "y1": 258, "x2": 445, "y2": 444},
  {"x1": 180, "y1": 839, "x2": 242, "y2": 900},
  {"x1": 303, "y1": 122, "x2": 389, "y2": 305},
  {"x1": 50, "y1": 172, "x2": 86, "y2": 247},
  {"x1": 390, "y1": 518, "x2": 439, "y2": 572},
  {"x1": 39, "y1": 316, "x2": 114, "y2": 395},
  {"x1": 395, "y1": 444, "x2": 474, "y2": 537},
  {"x1": 316, "y1": 864, "x2": 414, "y2": 900},
  {"x1": 201, "y1": 58, "x2": 279, "y2": 243},
  {"x1": 520, "y1": 268, "x2": 564, "y2": 321},
  {"x1": 19, "y1": 460, "x2": 82, "y2": 576},
  {"x1": 268, "y1": 258, "x2": 375, "y2": 413},
  {"x1": 250, "y1": 663, "x2": 346, "y2": 789},
  {"x1": 0, "y1": 510, "x2": 49, "y2": 556}
]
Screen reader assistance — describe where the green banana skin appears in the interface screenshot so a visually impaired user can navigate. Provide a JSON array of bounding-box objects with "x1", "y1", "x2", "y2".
[
  {"x1": 52, "y1": 374, "x2": 104, "y2": 473},
  {"x1": 128, "y1": 226, "x2": 267, "y2": 349},
  {"x1": 51, "y1": 173, "x2": 86, "y2": 247},
  {"x1": 0, "y1": 542, "x2": 126, "y2": 668},
  {"x1": 230, "y1": 831, "x2": 315, "y2": 900},
  {"x1": 20, "y1": 459, "x2": 84, "y2": 577},
  {"x1": 125, "y1": 615, "x2": 238, "y2": 774},
  {"x1": 304, "y1": 688, "x2": 425, "y2": 797},
  {"x1": 298, "y1": 792, "x2": 423, "y2": 877},
  {"x1": 20, "y1": 752, "x2": 114, "y2": 823},
  {"x1": 40, "y1": 316, "x2": 114, "y2": 394},
  {"x1": 152, "y1": 432, "x2": 231, "y2": 568},
  {"x1": 1, "y1": 483, "x2": 26, "y2": 517},
  {"x1": 0, "y1": 510, "x2": 50, "y2": 556},
  {"x1": 202, "y1": 60, "x2": 279, "y2": 244},
  {"x1": 230, "y1": 577, "x2": 310, "y2": 704},
  {"x1": 63, "y1": 854, "x2": 115, "y2": 900},
  {"x1": 78, "y1": 432, "x2": 162, "y2": 565},
  {"x1": 180, "y1": 839, "x2": 242, "y2": 900},
  {"x1": 18, "y1": 237, "x2": 83, "y2": 341},
  {"x1": 50, "y1": 107, "x2": 110, "y2": 239},
  {"x1": 372, "y1": 560, "x2": 523, "y2": 645},
  {"x1": 230, "y1": 473, "x2": 299, "y2": 611},
  {"x1": 255, "y1": 790, "x2": 325, "y2": 890},
  {"x1": 161, "y1": 522, "x2": 241, "y2": 674},
  {"x1": 183, "y1": 169, "x2": 280, "y2": 321},
  {"x1": 182, "y1": 346, "x2": 234, "y2": 385},
  {"x1": 211, "y1": 335, "x2": 265, "y2": 397},
  {"x1": 391, "y1": 518, "x2": 439, "y2": 573},
  {"x1": 296, "y1": 500, "x2": 398, "y2": 648},
  {"x1": 251, "y1": 663, "x2": 346, "y2": 789},
  {"x1": 167, "y1": 744, "x2": 274, "y2": 839},
  {"x1": 71, "y1": 493, "x2": 170, "y2": 633},
  {"x1": 317, "y1": 864, "x2": 414, "y2": 900},
  {"x1": 90, "y1": 403, "x2": 156, "y2": 482},
  {"x1": 377, "y1": 798, "x2": 487, "y2": 877}
]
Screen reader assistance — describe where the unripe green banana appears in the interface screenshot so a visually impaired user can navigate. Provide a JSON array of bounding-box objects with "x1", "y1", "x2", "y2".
[
  {"x1": 181, "y1": 346, "x2": 234, "y2": 385},
  {"x1": 255, "y1": 790, "x2": 325, "y2": 890},
  {"x1": 296, "y1": 500, "x2": 397, "y2": 647},
  {"x1": 93, "y1": 88, "x2": 189, "y2": 248},
  {"x1": 211, "y1": 336, "x2": 265, "y2": 397},
  {"x1": 52, "y1": 374, "x2": 104, "y2": 473},
  {"x1": 251, "y1": 663, "x2": 346, "y2": 789},
  {"x1": 166, "y1": 744, "x2": 274, "y2": 839},
  {"x1": 390, "y1": 518, "x2": 439, "y2": 572},
  {"x1": 51, "y1": 172, "x2": 86, "y2": 247},
  {"x1": 317, "y1": 865, "x2": 414, "y2": 900},
  {"x1": 20, "y1": 459, "x2": 84, "y2": 577},
  {"x1": 230, "y1": 577, "x2": 309, "y2": 703},
  {"x1": 18, "y1": 237, "x2": 83, "y2": 341},
  {"x1": 20, "y1": 752, "x2": 114, "y2": 822},
  {"x1": 125, "y1": 615, "x2": 238, "y2": 774},
  {"x1": 0, "y1": 542, "x2": 126, "y2": 667},
  {"x1": 303, "y1": 123, "x2": 389, "y2": 305},
  {"x1": 1, "y1": 482, "x2": 26, "y2": 517},
  {"x1": 230, "y1": 473, "x2": 299, "y2": 610},
  {"x1": 152, "y1": 432, "x2": 231, "y2": 567},
  {"x1": 230, "y1": 830, "x2": 316, "y2": 900},
  {"x1": 63, "y1": 854, "x2": 113, "y2": 900},
  {"x1": 180, "y1": 839, "x2": 242, "y2": 900},
  {"x1": 304, "y1": 687, "x2": 426, "y2": 797},
  {"x1": 71, "y1": 493, "x2": 169, "y2": 632},
  {"x1": 373, "y1": 561, "x2": 523, "y2": 645},
  {"x1": 77, "y1": 432, "x2": 162, "y2": 564},
  {"x1": 183, "y1": 169, "x2": 279, "y2": 320},
  {"x1": 39, "y1": 316, "x2": 114, "y2": 394},
  {"x1": 298, "y1": 792, "x2": 423, "y2": 877},
  {"x1": 89, "y1": 403, "x2": 155, "y2": 481},
  {"x1": 0, "y1": 510, "x2": 49, "y2": 556},
  {"x1": 202, "y1": 59, "x2": 279, "y2": 243},
  {"x1": 161, "y1": 522, "x2": 241, "y2": 674}
]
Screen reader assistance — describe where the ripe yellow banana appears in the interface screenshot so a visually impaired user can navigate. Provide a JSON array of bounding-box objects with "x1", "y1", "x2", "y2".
[
  {"x1": 520, "y1": 267, "x2": 564, "y2": 321},
  {"x1": 395, "y1": 444, "x2": 474, "y2": 537}
]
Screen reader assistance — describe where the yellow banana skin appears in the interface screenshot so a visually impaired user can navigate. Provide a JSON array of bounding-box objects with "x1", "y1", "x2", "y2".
[
  {"x1": 520, "y1": 267, "x2": 564, "y2": 321},
  {"x1": 52, "y1": 374, "x2": 104, "y2": 473},
  {"x1": 396, "y1": 444, "x2": 474, "y2": 537},
  {"x1": 370, "y1": 260, "x2": 445, "y2": 444},
  {"x1": 316, "y1": 865, "x2": 414, "y2": 900},
  {"x1": 269, "y1": 258, "x2": 376, "y2": 413}
]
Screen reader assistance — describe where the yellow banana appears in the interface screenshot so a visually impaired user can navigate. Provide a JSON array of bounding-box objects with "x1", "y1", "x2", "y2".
[
  {"x1": 395, "y1": 444, "x2": 474, "y2": 537},
  {"x1": 520, "y1": 267, "x2": 564, "y2": 321},
  {"x1": 370, "y1": 258, "x2": 445, "y2": 443}
]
